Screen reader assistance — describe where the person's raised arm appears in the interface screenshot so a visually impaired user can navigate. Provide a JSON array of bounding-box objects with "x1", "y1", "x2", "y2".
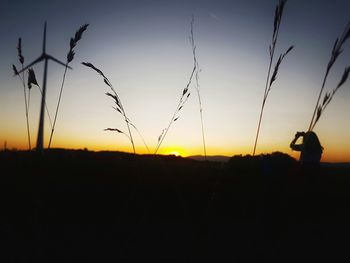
[{"x1": 290, "y1": 132, "x2": 305, "y2": 151}]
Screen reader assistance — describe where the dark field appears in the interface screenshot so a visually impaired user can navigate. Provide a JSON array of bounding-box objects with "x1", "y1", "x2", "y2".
[{"x1": 1, "y1": 150, "x2": 350, "y2": 262}]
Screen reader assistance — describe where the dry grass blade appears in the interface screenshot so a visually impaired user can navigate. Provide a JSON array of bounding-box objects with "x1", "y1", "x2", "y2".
[
  {"x1": 158, "y1": 129, "x2": 165, "y2": 143},
  {"x1": 73, "y1": 24, "x2": 89, "y2": 44},
  {"x1": 105, "y1": 128, "x2": 124, "y2": 133},
  {"x1": 104, "y1": 78, "x2": 112, "y2": 87},
  {"x1": 27, "y1": 67, "x2": 53, "y2": 130},
  {"x1": 309, "y1": 21, "x2": 350, "y2": 131},
  {"x1": 105, "y1": 92, "x2": 118, "y2": 102},
  {"x1": 315, "y1": 106, "x2": 322, "y2": 124},
  {"x1": 128, "y1": 122, "x2": 150, "y2": 153},
  {"x1": 82, "y1": 61, "x2": 140, "y2": 154},
  {"x1": 12, "y1": 64, "x2": 19, "y2": 76},
  {"x1": 285, "y1": 45, "x2": 294, "y2": 55},
  {"x1": 269, "y1": 45, "x2": 294, "y2": 89},
  {"x1": 104, "y1": 128, "x2": 131, "y2": 141},
  {"x1": 48, "y1": 24, "x2": 89, "y2": 149},
  {"x1": 269, "y1": 55, "x2": 282, "y2": 87},
  {"x1": 154, "y1": 17, "x2": 198, "y2": 154},
  {"x1": 336, "y1": 66, "x2": 350, "y2": 90},
  {"x1": 253, "y1": 0, "x2": 292, "y2": 156},
  {"x1": 182, "y1": 87, "x2": 188, "y2": 96},
  {"x1": 311, "y1": 66, "x2": 350, "y2": 130},
  {"x1": 67, "y1": 24, "x2": 89, "y2": 63},
  {"x1": 17, "y1": 38, "x2": 24, "y2": 65},
  {"x1": 112, "y1": 106, "x2": 122, "y2": 114},
  {"x1": 13, "y1": 38, "x2": 31, "y2": 149},
  {"x1": 27, "y1": 68, "x2": 39, "y2": 89},
  {"x1": 81, "y1": 63, "x2": 117, "y2": 100},
  {"x1": 67, "y1": 50, "x2": 75, "y2": 64},
  {"x1": 35, "y1": 85, "x2": 54, "y2": 130},
  {"x1": 322, "y1": 92, "x2": 330, "y2": 105},
  {"x1": 272, "y1": 0, "x2": 287, "y2": 41},
  {"x1": 81, "y1": 62, "x2": 108, "y2": 80},
  {"x1": 329, "y1": 22, "x2": 350, "y2": 70}
]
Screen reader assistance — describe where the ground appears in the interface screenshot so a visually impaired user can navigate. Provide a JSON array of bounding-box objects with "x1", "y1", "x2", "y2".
[{"x1": 1, "y1": 149, "x2": 350, "y2": 262}]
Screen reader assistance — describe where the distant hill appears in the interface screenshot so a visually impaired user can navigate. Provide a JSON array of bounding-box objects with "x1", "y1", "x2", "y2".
[
  {"x1": 321, "y1": 162, "x2": 350, "y2": 168},
  {"x1": 187, "y1": 155, "x2": 231, "y2": 162}
]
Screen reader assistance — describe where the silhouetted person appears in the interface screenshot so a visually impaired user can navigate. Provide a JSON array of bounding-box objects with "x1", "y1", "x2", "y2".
[{"x1": 290, "y1": 131, "x2": 323, "y2": 167}]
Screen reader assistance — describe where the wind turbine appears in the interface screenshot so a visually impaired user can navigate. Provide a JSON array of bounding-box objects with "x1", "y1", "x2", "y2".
[{"x1": 17, "y1": 22, "x2": 72, "y2": 152}]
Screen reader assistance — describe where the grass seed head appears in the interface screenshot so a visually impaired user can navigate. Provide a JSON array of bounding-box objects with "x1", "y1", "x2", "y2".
[
  {"x1": 74, "y1": 24, "x2": 89, "y2": 43},
  {"x1": 336, "y1": 66, "x2": 350, "y2": 90},
  {"x1": 17, "y1": 38, "x2": 24, "y2": 65},
  {"x1": 104, "y1": 128, "x2": 123, "y2": 133},
  {"x1": 67, "y1": 24, "x2": 89, "y2": 63},
  {"x1": 27, "y1": 68, "x2": 38, "y2": 89},
  {"x1": 322, "y1": 92, "x2": 330, "y2": 106},
  {"x1": 82, "y1": 62, "x2": 106, "y2": 79},
  {"x1": 12, "y1": 64, "x2": 19, "y2": 76},
  {"x1": 67, "y1": 50, "x2": 75, "y2": 63}
]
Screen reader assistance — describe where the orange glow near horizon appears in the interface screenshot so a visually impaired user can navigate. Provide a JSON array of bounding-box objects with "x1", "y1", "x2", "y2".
[{"x1": 3, "y1": 136, "x2": 350, "y2": 163}]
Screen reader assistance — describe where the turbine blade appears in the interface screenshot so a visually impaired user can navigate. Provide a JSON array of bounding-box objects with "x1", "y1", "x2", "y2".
[
  {"x1": 47, "y1": 55, "x2": 72, "y2": 69},
  {"x1": 43, "y1": 21, "x2": 47, "y2": 54},
  {"x1": 16, "y1": 55, "x2": 44, "y2": 74}
]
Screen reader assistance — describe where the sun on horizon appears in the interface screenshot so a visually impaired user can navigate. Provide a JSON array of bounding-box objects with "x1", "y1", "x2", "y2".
[{"x1": 165, "y1": 149, "x2": 184, "y2": 157}]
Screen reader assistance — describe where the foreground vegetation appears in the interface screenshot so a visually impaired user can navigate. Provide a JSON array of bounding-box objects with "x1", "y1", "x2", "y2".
[{"x1": 1, "y1": 150, "x2": 350, "y2": 262}]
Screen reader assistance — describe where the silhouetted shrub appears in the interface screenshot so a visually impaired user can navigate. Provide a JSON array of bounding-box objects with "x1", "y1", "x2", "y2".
[{"x1": 227, "y1": 152, "x2": 296, "y2": 176}]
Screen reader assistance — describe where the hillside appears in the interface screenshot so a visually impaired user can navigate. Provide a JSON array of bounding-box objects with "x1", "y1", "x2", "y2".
[{"x1": 1, "y1": 149, "x2": 350, "y2": 262}]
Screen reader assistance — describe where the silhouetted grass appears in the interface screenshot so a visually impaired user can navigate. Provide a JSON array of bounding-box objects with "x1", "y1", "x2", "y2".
[
  {"x1": 27, "y1": 68, "x2": 54, "y2": 129},
  {"x1": 309, "y1": 21, "x2": 350, "y2": 131},
  {"x1": 253, "y1": 0, "x2": 294, "y2": 156},
  {"x1": 82, "y1": 62, "x2": 147, "y2": 154},
  {"x1": 191, "y1": 17, "x2": 207, "y2": 160},
  {"x1": 13, "y1": 63, "x2": 54, "y2": 137},
  {"x1": 154, "y1": 18, "x2": 197, "y2": 154},
  {"x1": 13, "y1": 38, "x2": 31, "y2": 149},
  {"x1": 48, "y1": 24, "x2": 89, "y2": 148}
]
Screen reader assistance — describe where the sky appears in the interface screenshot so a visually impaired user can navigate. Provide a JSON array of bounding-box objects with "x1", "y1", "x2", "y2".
[{"x1": 1, "y1": 0, "x2": 350, "y2": 162}]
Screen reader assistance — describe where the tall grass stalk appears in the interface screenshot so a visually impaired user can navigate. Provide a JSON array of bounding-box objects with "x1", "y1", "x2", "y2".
[
  {"x1": 82, "y1": 62, "x2": 137, "y2": 154},
  {"x1": 13, "y1": 66, "x2": 54, "y2": 149},
  {"x1": 191, "y1": 17, "x2": 207, "y2": 159},
  {"x1": 14, "y1": 38, "x2": 31, "y2": 150},
  {"x1": 253, "y1": 0, "x2": 293, "y2": 156},
  {"x1": 27, "y1": 68, "x2": 54, "y2": 130},
  {"x1": 106, "y1": 116, "x2": 150, "y2": 153},
  {"x1": 128, "y1": 122, "x2": 150, "y2": 153},
  {"x1": 48, "y1": 24, "x2": 89, "y2": 149},
  {"x1": 154, "y1": 20, "x2": 197, "y2": 154},
  {"x1": 308, "y1": 21, "x2": 350, "y2": 131}
]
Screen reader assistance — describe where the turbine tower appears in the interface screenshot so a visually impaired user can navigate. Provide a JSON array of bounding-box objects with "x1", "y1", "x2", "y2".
[{"x1": 17, "y1": 22, "x2": 72, "y2": 152}]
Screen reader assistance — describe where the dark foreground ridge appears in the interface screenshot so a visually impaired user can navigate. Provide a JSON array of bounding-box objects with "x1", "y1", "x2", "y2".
[{"x1": 1, "y1": 149, "x2": 350, "y2": 262}]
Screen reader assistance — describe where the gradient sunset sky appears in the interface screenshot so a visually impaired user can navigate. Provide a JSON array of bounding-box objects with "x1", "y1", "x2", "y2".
[{"x1": 1, "y1": 0, "x2": 349, "y2": 162}]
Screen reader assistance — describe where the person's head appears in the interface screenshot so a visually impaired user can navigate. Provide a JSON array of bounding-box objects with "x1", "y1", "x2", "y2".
[{"x1": 303, "y1": 131, "x2": 323, "y2": 153}]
